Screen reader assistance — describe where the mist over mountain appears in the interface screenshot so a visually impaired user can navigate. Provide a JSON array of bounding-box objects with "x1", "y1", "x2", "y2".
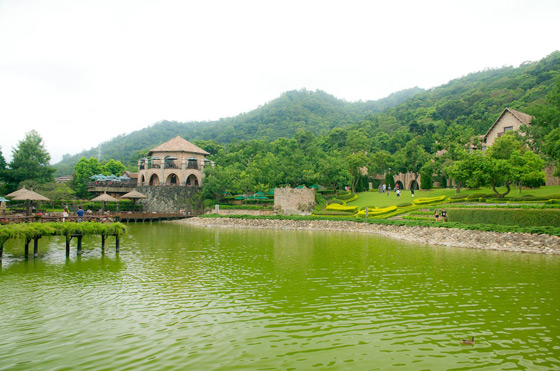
[
  {"x1": 54, "y1": 87, "x2": 423, "y2": 175},
  {"x1": 54, "y1": 51, "x2": 560, "y2": 176}
]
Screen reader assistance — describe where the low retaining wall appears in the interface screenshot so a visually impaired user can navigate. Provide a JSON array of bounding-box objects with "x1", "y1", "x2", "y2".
[{"x1": 136, "y1": 186, "x2": 202, "y2": 213}]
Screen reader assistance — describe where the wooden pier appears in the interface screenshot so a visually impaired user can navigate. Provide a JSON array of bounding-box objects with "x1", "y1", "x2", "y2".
[
  {"x1": 0, "y1": 212, "x2": 197, "y2": 224},
  {"x1": 119, "y1": 212, "x2": 195, "y2": 222}
]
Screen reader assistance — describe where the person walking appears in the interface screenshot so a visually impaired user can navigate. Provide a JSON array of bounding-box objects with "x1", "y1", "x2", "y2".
[
  {"x1": 396, "y1": 188, "x2": 401, "y2": 199},
  {"x1": 441, "y1": 209, "x2": 447, "y2": 222},
  {"x1": 434, "y1": 209, "x2": 439, "y2": 222},
  {"x1": 411, "y1": 188, "x2": 415, "y2": 198},
  {"x1": 62, "y1": 207, "x2": 69, "y2": 222}
]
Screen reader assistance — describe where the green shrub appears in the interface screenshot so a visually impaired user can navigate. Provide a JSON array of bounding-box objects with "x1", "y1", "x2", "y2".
[
  {"x1": 447, "y1": 208, "x2": 560, "y2": 227},
  {"x1": 312, "y1": 211, "x2": 355, "y2": 217},
  {"x1": 420, "y1": 172, "x2": 433, "y2": 189},
  {"x1": 328, "y1": 199, "x2": 343, "y2": 205},
  {"x1": 449, "y1": 194, "x2": 468, "y2": 200},
  {"x1": 218, "y1": 205, "x2": 272, "y2": 210},
  {"x1": 397, "y1": 202, "x2": 413, "y2": 207},
  {"x1": 336, "y1": 193, "x2": 356, "y2": 201},
  {"x1": 466, "y1": 193, "x2": 494, "y2": 200}
]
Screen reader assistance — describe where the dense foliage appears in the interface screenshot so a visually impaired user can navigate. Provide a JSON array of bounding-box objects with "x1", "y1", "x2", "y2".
[
  {"x1": 72, "y1": 157, "x2": 127, "y2": 198},
  {"x1": 54, "y1": 51, "x2": 560, "y2": 179},
  {"x1": 3, "y1": 130, "x2": 55, "y2": 192},
  {"x1": 447, "y1": 208, "x2": 560, "y2": 227}
]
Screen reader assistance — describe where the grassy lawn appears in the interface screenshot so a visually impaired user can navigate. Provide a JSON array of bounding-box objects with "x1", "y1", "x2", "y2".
[{"x1": 347, "y1": 186, "x2": 560, "y2": 209}]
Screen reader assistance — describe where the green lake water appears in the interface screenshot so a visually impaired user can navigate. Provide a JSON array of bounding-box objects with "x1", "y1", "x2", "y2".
[{"x1": 1, "y1": 223, "x2": 559, "y2": 370}]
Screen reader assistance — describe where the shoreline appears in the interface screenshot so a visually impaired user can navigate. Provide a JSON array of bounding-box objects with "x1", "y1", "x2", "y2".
[{"x1": 173, "y1": 217, "x2": 560, "y2": 255}]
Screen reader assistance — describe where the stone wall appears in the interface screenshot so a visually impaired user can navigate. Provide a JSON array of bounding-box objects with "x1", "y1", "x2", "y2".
[
  {"x1": 274, "y1": 187, "x2": 315, "y2": 216},
  {"x1": 545, "y1": 166, "x2": 560, "y2": 186},
  {"x1": 136, "y1": 186, "x2": 202, "y2": 213}
]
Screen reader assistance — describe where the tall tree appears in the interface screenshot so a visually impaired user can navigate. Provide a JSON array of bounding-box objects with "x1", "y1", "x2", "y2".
[
  {"x1": 393, "y1": 139, "x2": 430, "y2": 184},
  {"x1": 0, "y1": 147, "x2": 7, "y2": 194},
  {"x1": 102, "y1": 159, "x2": 126, "y2": 176},
  {"x1": 7, "y1": 130, "x2": 55, "y2": 191},
  {"x1": 72, "y1": 157, "x2": 103, "y2": 198},
  {"x1": 346, "y1": 152, "x2": 368, "y2": 193}
]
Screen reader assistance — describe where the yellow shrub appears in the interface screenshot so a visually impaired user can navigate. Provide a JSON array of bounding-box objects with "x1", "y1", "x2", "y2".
[
  {"x1": 413, "y1": 196, "x2": 447, "y2": 205},
  {"x1": 356, "y1": 205, "x2": 397, "y2": 217}
]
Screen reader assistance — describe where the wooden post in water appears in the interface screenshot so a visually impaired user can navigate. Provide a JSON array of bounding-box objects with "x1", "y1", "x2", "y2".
[
  {"x1": 33, "y1": 237, "x2": 39, "y2": 258},
  {"x1": 0, "y1": 242, "x2": 3, "y2": 263},
  {"x1": 101, "y1": 234, "x2": 105, "y2": 254},
  {"x1": 24, "y1": 238, "x2": 30, "y2": 259},
  {"x1": 77, "y1": 235, "x2": 82, "y2": 255},
  {"x1": 65, "y1": 236, "x2": 71, "y2": 257},
  {"x1": 115, "y1": 235, "x2": 120, "y2": 253}
]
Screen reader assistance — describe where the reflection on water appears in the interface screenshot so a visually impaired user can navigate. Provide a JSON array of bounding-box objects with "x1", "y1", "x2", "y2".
[{"x1": 1, "y1": 222, "x2": 559, "y2": 370}]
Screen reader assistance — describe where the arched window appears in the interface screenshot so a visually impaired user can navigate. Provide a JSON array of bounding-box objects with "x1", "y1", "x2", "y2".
[
  {"x1": 186, "y1": 174, "x2": 199, "y2": 186},
  {"x1": 166, "y1": 173, "x2": 179, "y2": 185},
  {"x1": 396, "y1": 180, "x2": 404, "y2": 190},
  {"x1": 149, "y1": 174, "x2": 160, "y2": 186},
  {"x1": 409, "y1": 180, "x2": 419, "y2": 190}
]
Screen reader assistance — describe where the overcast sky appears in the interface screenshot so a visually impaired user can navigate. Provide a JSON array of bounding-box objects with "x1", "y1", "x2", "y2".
[{"x1": 0, "y1": 0, "x2": 559, "y2": 164}]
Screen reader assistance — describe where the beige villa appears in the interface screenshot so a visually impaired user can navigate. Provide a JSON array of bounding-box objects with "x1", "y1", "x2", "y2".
[
  {"x1": 137, "y1": 136, "x2": 211, "y2": 187},
  {"x1": 479, "y1": 107, "x2": 559, "y2": 186},
  {"x1": 481, "y1": 107, "x2": 533, "y2": 151}
]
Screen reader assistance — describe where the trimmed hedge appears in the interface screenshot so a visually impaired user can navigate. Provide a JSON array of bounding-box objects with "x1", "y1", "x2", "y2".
[
  {"x1": 218, "y1": 205, "x2": 272, "y2": 210},
  {"x1": 449, "y1": 194, "x2": 468, "y2": 200},
  {"x1": 336, "y1": 193, "x2": 356, "y2": 201},
  {"x1": 325, "y1": 204, "x2": 358, "y2": 213},
  {"x1": 397, "y1": 202, "x2": 413, "y2": 207},
  {"x1": 356, "y1": 206, "x2": 397, "y2": 217},
  {"x1": 447, "y1": 208, "x2": 560, "y2": 227},
  {"x1": 413, "y1": 196, "x2": 447, "y2": 205}
]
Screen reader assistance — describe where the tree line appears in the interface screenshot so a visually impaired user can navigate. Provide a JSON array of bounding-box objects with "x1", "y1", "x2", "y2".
[{"x1": 0, "y1": 131, "x2": 126, "y2": 201}]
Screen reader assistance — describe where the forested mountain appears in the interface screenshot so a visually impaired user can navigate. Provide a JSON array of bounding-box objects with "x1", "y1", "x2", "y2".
[
  {"x1": 55, "y1": 51, "x2": 560, "y2": 176},
  {"x1": 54, "y1": 87, "x2": 423, "y2": 175}
]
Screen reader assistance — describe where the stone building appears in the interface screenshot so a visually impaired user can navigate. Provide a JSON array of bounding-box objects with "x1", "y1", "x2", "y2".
[
  {"x1": 481, "y1": 107, "x2": 532, "y2": 150},
  {"x1": 137, "y1": 136, "x2": 211, "y2": 187},
  {"x1": 479, "y1": 108, "x2": 559, "y2": 186}
]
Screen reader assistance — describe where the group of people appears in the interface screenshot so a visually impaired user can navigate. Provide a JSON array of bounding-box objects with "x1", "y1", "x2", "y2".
[
  {"x1": 61, "y1": 206, "x2": 111, "y2": 222},
  {"x1": 434, "y1": 209, "x2": 447, "y2": 222},
  {"x1": 378, "y1": 183, "x2": 415, "y2": 199}
]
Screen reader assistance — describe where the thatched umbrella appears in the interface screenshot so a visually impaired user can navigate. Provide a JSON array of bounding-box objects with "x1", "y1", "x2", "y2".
[
  {"x1": 91, "y1": 192, "x2": 119, "y2": 214},
  {"x1": 6, "y1": 186, "x2": 28, "y2": 198},
  {"x1": 121, "y1": 190, "x2": 147, "y2": 212},
  {"x1": 12, "y1": 188, "x2": 51, "y2": 216}
]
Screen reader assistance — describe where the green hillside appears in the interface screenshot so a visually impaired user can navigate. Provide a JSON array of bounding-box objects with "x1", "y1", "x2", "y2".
[
  {"x1": 54, "y1": 87, "x2": 423, "y2": 175},
  {"x1": 55, "y1": 51, "x2": 560, "y2": 176}
]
